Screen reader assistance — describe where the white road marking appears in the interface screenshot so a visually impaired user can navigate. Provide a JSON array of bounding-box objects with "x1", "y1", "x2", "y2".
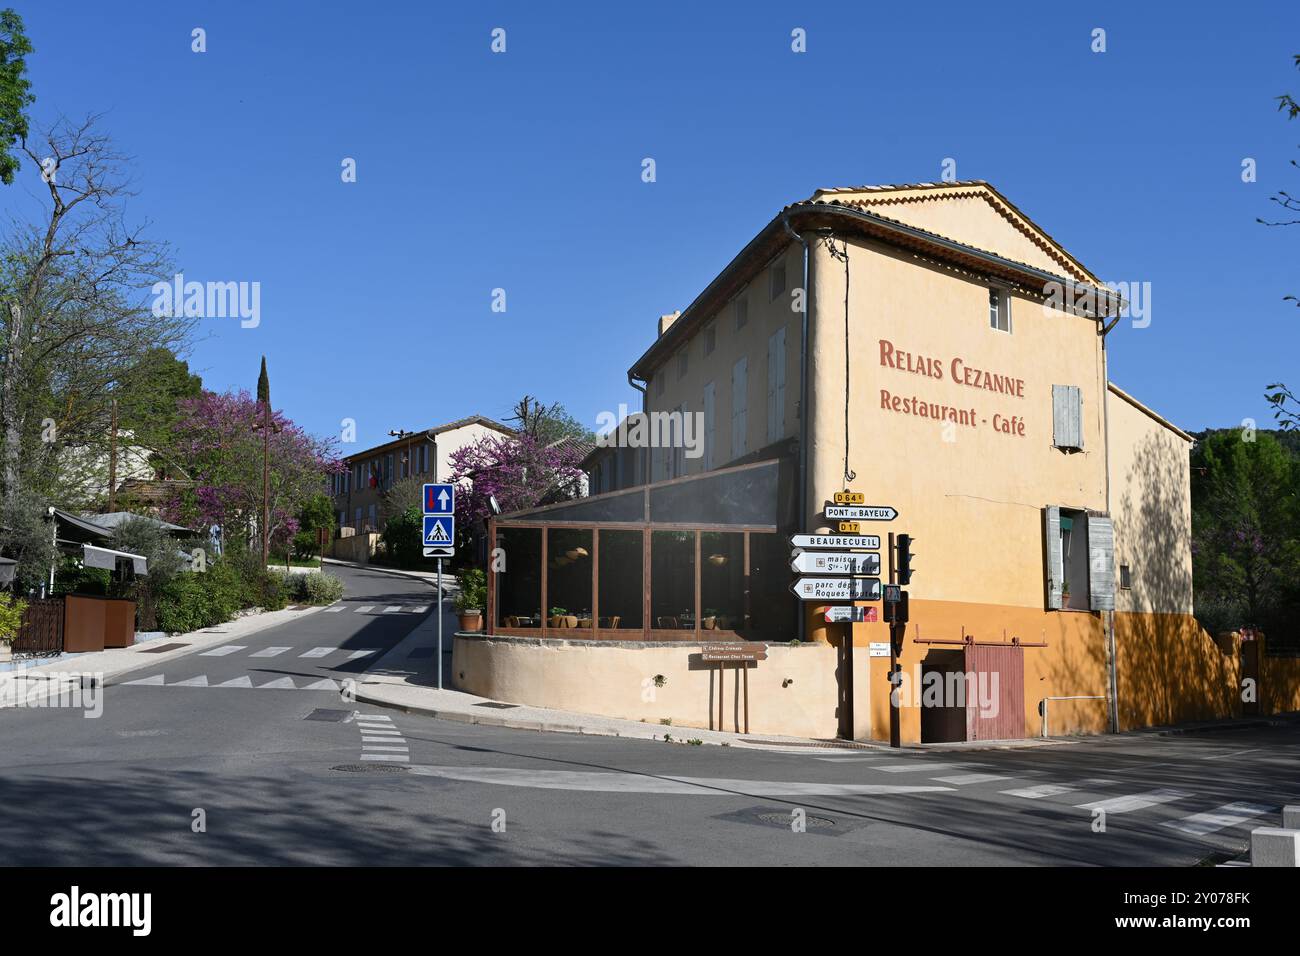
[
  {"x1": 323, "y1": 605, "x2": 345, "y2": 613},
  {"x1": 361, "y1": 753, "x2": 410, "y2": 762},
  {"x1": 299, "y1": 647, "x2": 335, "y2": 658},
  {"x1": 170, "y1": 675, "x2": 208, "y2": 687},
  {"x1": 346, "y1": 649, "x2": 381, "y2": 660},
  {"x1": 356, "y1": 714, "x2": 391, "y2": 721},
  {"x1": 1076, "y1": 789, "x2": 1192, "y2": 814},
  {"x1": 199, "y1": 645, "x2": 245, "y2": 657},
  {"x1": 360, "y1": 730, "x2": 402, "y2": 737},
  {"x1": 931, "y1": 773, "x2": 1010, "y2": 785},
  {"x1": 362, "y1": 735, "x2": 403, "y2": 742},
  {"x1": 256, "y1": 677, "x2": 297, "y2": 690},
  {"x1": 1203, "y1": 749, "x2": 1261, "y2": 761},
  {"x1": 875, "y1": 762, "x2": 966, "y2": 774},
  {"x1": 363, "y1": 745, "x2": 410, "y2": 752},
  {"x1": 299, "y1": 678, "x2": 339, "y2": 691},
  {"x1": 213, "y1": 675, "x2": 253, "y2": 688},
  {"x1": 122, "y1": 674, "x2": 164, "y2": 686},
  {"x1": 382, "y1": 606, "x2": 401, "y2": 613},
  {"x1": 408, "y1": 605, "x2": 429, "y2": 613},
  {"x1": 249, "y1": 646, "x2": 291, "y2": 658},
  {"x1": 405, "y1": 766, "x2": 955, "y2": 795},
  {"x1": 354, "y1": 606, "x2": 375, "y2": 613},
  {"x1": 815, "y1": 756, "x2": 882, "y2": 763},
  {"x1": 1162, "y1": 802, "x2": 1276, "y2": 836}
]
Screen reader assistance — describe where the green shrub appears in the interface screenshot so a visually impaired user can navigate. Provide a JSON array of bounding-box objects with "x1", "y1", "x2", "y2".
[
  {"x1": 156, "y1": 573, "x2": 212, "y2": 634},
  {"x1": 454, "y1": 568, "x2": 486, "y2": 612},
  {"x1": 0, "y1": 593, "x2": 27, "y2": 644},
  {"x1": 302, "y1": 572, "x2": 344, "y2": 604},
  {"x1": 380, "y1": 506, "x2": 424, "y2": 570}
]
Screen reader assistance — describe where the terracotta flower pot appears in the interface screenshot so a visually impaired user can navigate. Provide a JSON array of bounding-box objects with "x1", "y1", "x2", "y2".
[{"x1": 457, "y1": 609, "x2": 482, "y2": 632}]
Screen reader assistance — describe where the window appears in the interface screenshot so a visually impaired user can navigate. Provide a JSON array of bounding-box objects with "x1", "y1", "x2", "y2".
[
  {"x1": 989, "y1": 287, "x2": 1011, "y2": 333},
  {"x1": 769, "y1": 260, "x2": 787, "y2": 301},
  {"x1": 546, "y1": 528, "x2": 592, "y2": 630},
  {"x1": 497, "y1": 527, "x2": 541, "y2": 628},
  {"x1": 385, "y1": 454, "x2": 394, "y2": 487},
  {"x1": 703, "y1": 321, "x2": 716, "y2": 356},
  {"x1": 1120, "y1": 564, "x2": 1132, "y2": 590},
  {"x1": 597, "y1": 530, "x2": 642, "y2": 630},
  {"x1": 651, "y1": 530, "x2": 695, "y2": 630},
  {"x1": 677, "y1": 348, "x2": 689, "y2": 379},
  {"x1": 1044, "y1": 507, "x2": 1114, "y2": 611},
  {"x1": 734, "y1": 296, "x2": 748, "y2": 330},
  {"x1": 421, "y1": 443, "x2": 430, "y2": 475},
  {"x1": 672, "y1": 402, "x2": 687, "y2": 478},
  {"x1": 1052, "y1": 385, "x2": 1084, "y2": 450},
  {"x1": 731, "y1": 356, "x2": 748, "y2": 460},
  {"x1": 703, "y1": 381, "x2": 715, "y2": 471},
  {"x1": 367, "y1": 503, "x2": 377, "y2": 530},
  {"x1": 701, "y1": 532, "x2": 744, "y2": 632},
  {"x1": 354, "y1": 506, "x2": 362, "y2": 528},
  {"x1": 767, "y1": 326, "x2": 786, "y2": 444}
]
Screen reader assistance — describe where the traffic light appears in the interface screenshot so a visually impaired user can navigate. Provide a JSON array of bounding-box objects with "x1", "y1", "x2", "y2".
[
  {"x1": 883, "y1": 588, "x2": 909, "y2": 625},
  {"x1": 896, "y1": 534, "x2": 915, "y2": 585}
]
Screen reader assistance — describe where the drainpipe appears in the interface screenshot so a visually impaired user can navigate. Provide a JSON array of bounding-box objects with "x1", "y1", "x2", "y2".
[
  {"x1": 1100, "y1": 319, "x2": 1120, "y2": 734},
  {"x1": 627, "y1": 371, "x2": 648, "y2": 487},
  {"x1": 783, "y1": 213, "x2": 812, "y2": 645}
]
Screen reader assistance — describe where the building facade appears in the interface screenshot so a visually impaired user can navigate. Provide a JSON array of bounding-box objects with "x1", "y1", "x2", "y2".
[
  {"x1": 330, "y1": 415, "x2": 512, "y2": 535},
  {"x1": 474, "y1": 182, "x2": 1300, "y2": 742}
]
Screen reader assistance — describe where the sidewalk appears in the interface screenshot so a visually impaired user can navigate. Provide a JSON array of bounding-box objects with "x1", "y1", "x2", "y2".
[{"x1": 0, "y1": 603, "x2": 324, "y2": 686}]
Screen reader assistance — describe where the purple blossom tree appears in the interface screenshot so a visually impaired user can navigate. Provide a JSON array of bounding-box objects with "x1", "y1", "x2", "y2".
[{"x1": 447, "y1": 432, "x2": 586, "y2": 538}]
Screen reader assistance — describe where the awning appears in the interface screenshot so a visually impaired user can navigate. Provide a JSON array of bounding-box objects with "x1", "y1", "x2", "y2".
[
  {"x1": 82, "y1": 545, "x2": 148, "y2": 576},
  {"x1": 0, "y1": 556, "x2": 15, "y2": 585}
]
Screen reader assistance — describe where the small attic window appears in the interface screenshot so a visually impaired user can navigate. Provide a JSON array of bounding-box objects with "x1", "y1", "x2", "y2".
[
  {"x1": 734, "y1": 297, "x2": 748, "y2": 330},
  {"x1": 989, "y1": 287, "x2": 1011, "y2": 333},
  {"x1": 769, "y1": 261, "x2": 787, "y2": 301}
]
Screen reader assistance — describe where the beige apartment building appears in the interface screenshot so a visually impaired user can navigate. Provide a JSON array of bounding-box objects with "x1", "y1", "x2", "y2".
[
  {"x1": 476, "y1": 181, "x2": 1300, "y2": 743},
  {"x1": 330, "y1": 415, "x2": 511, "y2": 536}
]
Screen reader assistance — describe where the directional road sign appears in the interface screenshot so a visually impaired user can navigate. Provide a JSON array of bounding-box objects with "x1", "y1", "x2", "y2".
[
  {"x1": 790, "y1": 551, "x2": 881, "y2": 576},
  {"x1": 423, "y1": 483, "x2": 455, "y2": 515},
  {"x1": 824, "y1": 505, "x2": 898, "y2": 521},
  {"x1": 824, "y1": 605, "x2": 878, "y2": 623},
  {"x1": 790, "y1": 576, "x2": 882, "y2": 601},
  {"x1": 790, "y1": 533, "x2": 881, "y2": 551}
]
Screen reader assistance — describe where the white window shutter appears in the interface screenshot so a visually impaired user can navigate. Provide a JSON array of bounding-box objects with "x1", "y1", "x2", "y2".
[
  {"x1": 1044, "y1": 506, "x2": 1063, "y2": 609},
  {"x1": 703, "y1": 382, "x2": 715, "y2": 471},
  {"x1": 1052, "y1": 385, "x2": 1083, "y2": 449},
  {"x1": 1087, "y1": 515, "x2": 1116, "y2": 611},
  {"x1": 731, "y1": 356, "x2": 748, "y2": 460}
]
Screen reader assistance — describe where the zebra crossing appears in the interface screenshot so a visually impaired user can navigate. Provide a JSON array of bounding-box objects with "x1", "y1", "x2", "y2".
[
  {"x1": 355, "y1": 712, "x2": 409, "y2": 763},
  {"x1": 197, "y1": 645, "x2": 381, "y2": 661},
  {"x1": 803, "y1": 750, "x2": 1282, "y2": 840},
  {"x1": 321, "y1": 603, "x2": 429, "y2": 614},
  {"x1": 121, "y1": 672, "x2": 346, "y2": 691}
]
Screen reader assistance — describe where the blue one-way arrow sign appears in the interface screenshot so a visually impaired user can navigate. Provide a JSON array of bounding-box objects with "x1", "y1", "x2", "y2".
[{"x1": 423, "y1": 482, "x2": 454, "y2": 515}]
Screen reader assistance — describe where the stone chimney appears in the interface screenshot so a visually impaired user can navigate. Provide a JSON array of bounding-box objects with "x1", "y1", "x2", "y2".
[{"x1": 657, "y1": 310, "x2": 682, "y2": 337}]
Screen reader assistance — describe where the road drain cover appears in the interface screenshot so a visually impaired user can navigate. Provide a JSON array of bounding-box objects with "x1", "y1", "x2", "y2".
[
  {"x1": 474, "y1": 701, "x2": 519, "y2": 709},
  {"x1": 304, "y1": 708, "x2": 352, "y2": 722},
  {"x1": 755, "y1": 811, "x2": 836, "y2": 830},
  {"x1": 331, "y1": 764, "x2": 409, "y2": 774}
]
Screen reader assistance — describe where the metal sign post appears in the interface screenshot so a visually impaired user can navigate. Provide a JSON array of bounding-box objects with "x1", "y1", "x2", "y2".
[{"x1": 423, "y1": 483, "x2": 456, "y2": 690}]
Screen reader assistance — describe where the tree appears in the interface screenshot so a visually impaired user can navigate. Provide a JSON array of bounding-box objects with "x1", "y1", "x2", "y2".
[
  {"x1": 1191, "y1": 431, "x2": 1300, "y2": 634},
  {"x1": 109, "y1": 515, "x2": 186, "y2": 630},
  {"x1": 161, "y1": 390, "x2": 342, "y2": 556},
  {"x1": 507, "y1": 395, "x2": 594, "y2": 445},
  {"x1": 292, "y1": 492, "x2": 334, "y2": 560},
  {"x1": 447, "y1": 431, "x2": 586, "y2": 557},
  {"x1": 256, "y1": 355, "x2": 270, "y2": 406},
  {"x1": 1261, "y1": 54, "x2": 1300, "y2": 425},
  {"x1": 0, "y1": 9, "x2": 34, "y2": 186},
  {"x1": 116, "y1": 347, "x2": 203, "y2": 476},
  {"x1": 0, "y1": 115, "x2": 191, "y2": 521}
]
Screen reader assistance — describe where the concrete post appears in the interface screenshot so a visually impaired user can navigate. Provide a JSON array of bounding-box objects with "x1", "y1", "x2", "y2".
[{"x1": 1250, "y1": 827, "x2": 1300, "y2": 867}]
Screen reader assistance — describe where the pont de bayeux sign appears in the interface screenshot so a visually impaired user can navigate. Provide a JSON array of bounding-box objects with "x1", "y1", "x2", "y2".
[{"x1": 877, "y1": 338, "x2": 1027, "y2": 437}]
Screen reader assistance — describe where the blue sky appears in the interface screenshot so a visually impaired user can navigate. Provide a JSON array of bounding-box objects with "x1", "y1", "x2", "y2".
[{"x1": 10, "y1": 1, "x2": 1300, "y2": 448}]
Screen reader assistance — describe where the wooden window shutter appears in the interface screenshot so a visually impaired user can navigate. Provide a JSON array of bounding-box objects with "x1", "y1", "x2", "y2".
[{"x1": 1087, "y1": 514, "x2": 1116, "y2": 611}]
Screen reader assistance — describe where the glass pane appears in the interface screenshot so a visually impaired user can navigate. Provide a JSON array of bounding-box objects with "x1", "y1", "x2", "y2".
[
  {"x1": 597, "y1": 530, "x2": 643, "y2": 630},
  {"x1": 651, "y1": 530, "x2": 695, "y2": 630},
  {"x1": 748, "y1": 532, "x2": 796, "y2": 640},
  {"x1": 547, "y1": 528, "x2": 593, "y2": 629},
  {"x1": 511, "y1": 488, "x2": 643, "y2": 523},
  {"x1": 700, "y1": 532, "x2": 745, "y2": 632},
  {"x1": 648, "y1": 459, "x2": 785, "y2": 526},
  {"x1": 496, "y1": 527, "x2": 541, "y2": 629}
]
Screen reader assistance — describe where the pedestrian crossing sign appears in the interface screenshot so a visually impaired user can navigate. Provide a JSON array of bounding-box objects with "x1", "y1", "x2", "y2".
[{"x1": 422, "y1": 515, "x2": 455, "y2": 557}]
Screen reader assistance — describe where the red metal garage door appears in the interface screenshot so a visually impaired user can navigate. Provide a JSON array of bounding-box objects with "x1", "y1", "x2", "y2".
[{"x1": 964, "y1": 644, "x2": 1025, "y2": 741}]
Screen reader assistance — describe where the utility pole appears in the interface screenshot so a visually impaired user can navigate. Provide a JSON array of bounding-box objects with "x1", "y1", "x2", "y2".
[{"x1": 107, "y1": 397, "x2": 118, "y2": 512}]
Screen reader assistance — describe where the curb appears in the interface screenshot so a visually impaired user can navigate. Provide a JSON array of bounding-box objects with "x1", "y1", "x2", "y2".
[{"x1": 322, "y1": 558, "x2": 454, "y2": 594}]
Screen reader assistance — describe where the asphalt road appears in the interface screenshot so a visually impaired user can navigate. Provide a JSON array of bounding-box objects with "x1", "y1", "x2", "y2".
[{"x1": 1, "y1": 563, "x2": 1297, "y2": 866}]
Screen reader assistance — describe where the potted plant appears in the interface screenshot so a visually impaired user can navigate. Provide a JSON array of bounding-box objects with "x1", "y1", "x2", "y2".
[
  {"x1": 454, "y1": 568, "x2": 486, "y2": 632},
  {"x1": 1061, "y1": 580, "x2": 1071, "y2": 605},
  {"x1": 549, "y1": 606, "x2": 575, "y2": 628}
]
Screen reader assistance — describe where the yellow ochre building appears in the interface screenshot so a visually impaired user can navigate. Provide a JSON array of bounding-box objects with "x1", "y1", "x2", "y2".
[{"x1": 468, "y1": 181, "x2": 1300, "y2": 743}]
